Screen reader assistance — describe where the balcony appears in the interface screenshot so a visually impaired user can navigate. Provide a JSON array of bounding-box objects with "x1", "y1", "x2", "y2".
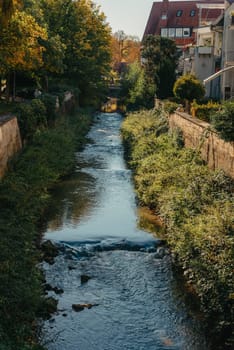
[{"x1": 198, "y1": 46, "x2": 213, "y2": 55}]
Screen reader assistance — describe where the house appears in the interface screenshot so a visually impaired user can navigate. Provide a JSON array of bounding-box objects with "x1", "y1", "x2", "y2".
[
  {"x1": 194, "y1": 0, "x2": 234, "y2": 99},
  {"x1": 192, "y1": 5, "x2": 224, "y2": 98},
  {"x1": 221, "y1": 0, "x2": 234, "y2": 99},
  {"x1": 143, "y1": 0, "x2": 223, "y2": 48},
  {"x1": 143, "y1": 0, "x2": 234, "y2": 100}
]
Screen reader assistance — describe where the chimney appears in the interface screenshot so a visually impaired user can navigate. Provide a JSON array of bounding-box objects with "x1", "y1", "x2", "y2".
[
  {"x1": 161, "y1": 0, "x2": 169, "y2": 21},
  {"x1": 162, "y1": 0, "x2": 169, "y2": 13}
]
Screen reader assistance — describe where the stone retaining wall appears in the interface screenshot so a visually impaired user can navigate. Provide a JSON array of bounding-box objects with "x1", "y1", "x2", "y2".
[
  {"x1": 0, "y1": 115, "x2": 22, "y2": 178},
  {"x1": 169, "y1": 111, "x2": 234, "y2": 179}
]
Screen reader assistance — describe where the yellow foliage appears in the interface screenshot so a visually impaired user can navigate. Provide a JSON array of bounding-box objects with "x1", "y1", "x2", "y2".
[{"x1": 0, "y1": 9, "x2": 47, "y2": 73}]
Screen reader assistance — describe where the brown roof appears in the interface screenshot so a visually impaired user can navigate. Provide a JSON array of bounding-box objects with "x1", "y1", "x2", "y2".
[{"x1": 143, "y1": 0, "x2": 223, "y2": 45}]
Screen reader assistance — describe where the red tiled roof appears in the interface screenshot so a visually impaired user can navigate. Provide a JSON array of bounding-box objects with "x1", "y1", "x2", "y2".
[{"x1": 143, "y1": 0, "x2": 223, "y2": 43}]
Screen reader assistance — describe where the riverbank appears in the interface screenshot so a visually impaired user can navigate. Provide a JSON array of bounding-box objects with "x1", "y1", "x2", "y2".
[
  {"x1": 121, "y1": 109, "x2": 234, "y2": 349},
  {"x1": 0, "y1": 110, "x2": 93, "y2": 349}
]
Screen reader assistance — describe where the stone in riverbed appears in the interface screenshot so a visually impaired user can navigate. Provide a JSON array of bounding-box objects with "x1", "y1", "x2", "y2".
[
  {"x1": 80, "y1": 274, "x2": 91, "y2": 284},
  {"x1": 72, "y1": 303, "x2": 99, "y2": 312},
  {"x1": 41, "y1": 240, "x2": 59, "y2": 264},
  {"x1": 53, "y1": 286, "x2": 64, "y2": 294},
  {"x1": 72, "y1": 304, "x2": 85, "y2": 312},
  {"x1": 44, "y1": 283, "x2": 64, "y2": 294}
]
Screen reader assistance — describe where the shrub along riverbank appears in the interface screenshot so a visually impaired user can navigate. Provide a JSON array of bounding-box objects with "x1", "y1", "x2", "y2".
[
  {"x1": 121, "y1": 109, "x2": 234, "y2": 349},
  {"x1": 0, "y1": 110, "x2": 92, "y2": 349}
]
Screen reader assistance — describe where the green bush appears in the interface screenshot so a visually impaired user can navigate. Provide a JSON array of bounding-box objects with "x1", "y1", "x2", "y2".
[
  {"x1": 121, "y1": 108, "x2": 234, "y2": 347},
  {"x1": 191, "y1": 100, "x2": 220, "y2": 122},
  {"x1": 211, "y1": 101, "x2": 234, "y2": 141},
  {"x1": 40, "y1": 93, "x2": 57, "y2": 124},
  {"x1": 16, "y1": 99, "x2": 47, "y2": 141},
  {"x1": 173, "y1": 74, "x2": 205, "y2": 106},
  {"x1": 163, "y1": 100, "x2": 179, "y2": 114},
  {"x1": 121, "y1": 109, "x2": 168, "y2": 146},
  {"x1": 0, "y1": 110, "x2": 93, "y2": 349}
]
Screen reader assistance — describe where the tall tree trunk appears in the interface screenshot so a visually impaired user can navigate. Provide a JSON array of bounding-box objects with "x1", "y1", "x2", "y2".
[
  {"x1": 0, "y1": 76, "x2": 2, "y2": 100},
  {"x1": 45, "y1": 75, "x2": 49, "y2": 92},
  {"x1": 0, "y1": 0, "x2": 14, "y2": 26},
  {"x1": 5, "y1": 72, "x2": 11, "y2": 101},
  {"x1": 12, "y1": 70, "x2": 16, "y2": 101}
]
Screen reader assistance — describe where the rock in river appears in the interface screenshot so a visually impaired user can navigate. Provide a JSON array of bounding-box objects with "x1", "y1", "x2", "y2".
[{"x1": 72, "y1": 303, "x2": 99, "y2": 312}]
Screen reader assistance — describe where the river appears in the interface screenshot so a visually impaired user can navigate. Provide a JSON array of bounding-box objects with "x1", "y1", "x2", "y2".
[{"x1": 42, "y1": 112, "x2": 209, "y2": 350}]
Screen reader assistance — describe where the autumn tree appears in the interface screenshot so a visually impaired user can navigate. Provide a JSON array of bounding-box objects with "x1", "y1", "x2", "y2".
[
  {"x1": 111, "y1": 30, "x2": 140, "y2": 74},
  {"x1": 40, "y1": 0, "x2": 112, "y2": 105},
  {"x1": 0, "y1": 6, "x2": 47, "y2": 99},
  {"x1": 0, "y1": 0, "x2": 22, "y2": 26},
  {"x1": 0, "y1": 0, "x2": 112, "y2": 105}
]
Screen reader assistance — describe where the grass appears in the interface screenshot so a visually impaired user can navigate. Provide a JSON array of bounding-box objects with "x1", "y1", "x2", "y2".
[{"x1": 0, "y1": 109, "x2": 93, "y2": 349}]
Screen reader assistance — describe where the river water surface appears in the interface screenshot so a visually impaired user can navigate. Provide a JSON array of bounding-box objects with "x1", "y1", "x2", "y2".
[{"x1": 42, "y1": 113, "x2": 209, "y2": 350}]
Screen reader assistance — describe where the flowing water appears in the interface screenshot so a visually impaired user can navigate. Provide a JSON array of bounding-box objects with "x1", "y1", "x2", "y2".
[{"x1": 42, "y1": 113, "x2": 209, "y2": 350}]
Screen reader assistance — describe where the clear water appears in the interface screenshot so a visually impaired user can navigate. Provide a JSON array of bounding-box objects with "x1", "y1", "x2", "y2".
[{"x1": 42, "y1": 113, "x2": 208, "y2": 350}]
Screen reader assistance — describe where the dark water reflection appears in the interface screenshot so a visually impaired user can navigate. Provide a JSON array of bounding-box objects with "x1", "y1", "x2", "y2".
[{"x1": 42, "y1": 113, "x2": 209, "y2": 350}]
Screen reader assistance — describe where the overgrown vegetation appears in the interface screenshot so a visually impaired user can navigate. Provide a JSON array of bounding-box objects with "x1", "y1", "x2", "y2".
[
  {"x1": 189, "y1": 100, "x2": 234, "y2": 141},
  {"x1": 119, "y1": 35, "x2": 178, "y2": 110},
  {"x1": 121, "y1": 109, "x2": 234, "y2": 349},
  {"x1": 0, "y1": 109, "x2": 92, "y2": 349},
  {"x1": 191, "y1": 100, "x2": 220, "y2": 122},
  {"x1": 120, "y1": 61, "x2": 156, "y2": 111},
  {"x1": 211, "y1": 100, "x2": 234, "y2": 141}
]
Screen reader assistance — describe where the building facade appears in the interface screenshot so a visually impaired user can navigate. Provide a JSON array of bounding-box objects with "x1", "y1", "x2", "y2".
[
  {"x1": 221, "y1": 0, "x2": 234, "y2": 99},
  {"x1": 143, "y1": 0, "x2": 223, "y2": 48},
  {"x1": 144, "y1": 0, "x2": 234, "y2": 99}
]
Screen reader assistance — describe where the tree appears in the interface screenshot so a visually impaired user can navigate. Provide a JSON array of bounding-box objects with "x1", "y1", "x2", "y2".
[
  {"x1": 173, "y1": 74, "x2": 205, "y2": 111},
  {"x1": 111, "y1": 31, "x2": 140, "y2": 73},
  {"x1": 40, "y1": 0, "x2": 111, "y2": 105},
  {"x1": 141, "y1": 35, "x2": 178, "y2": 99},
  {"x1": 0, "y1": 0, "x2": 112, "y2": 105},
  {"x1": 0, "y1": 8, "x2": 47, "y2": 98},
  {"x1": 0, "y1": 10, "x2": 47, "y2": 73},
  {"x1": 0, "y1": 0, "x2": 22, "y2": 26},
  {"x1": 121, "y1": 61, "x2": 155, "y2": 110}
]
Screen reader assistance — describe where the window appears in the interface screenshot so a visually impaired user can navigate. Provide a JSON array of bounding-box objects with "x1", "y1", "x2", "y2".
[
  {"x1": 176, "y1": 10, "x2": 183, "y2": 17},
  {"x1": 175, "y1": 28, "x2": 183, "y2": 37},
  {"x1": 161, "y1": 14, "x2": 167, "y2": 20},
  {"x1": 183, "y1": 28, "x2": 190, "y2": 37},
  {"x1": 231, "y1": 14, "x2": 234, "y2": 26},
  {"x1": 190, "y1": 10, "x2": 196, "y2": 17},
  {"x1": 168, "y1": 28, "x2": 175, "y2": 37},
  {"x1": 161, "y1": 28, "x2": 168, "y2": 37},
  {"x1": 203, "y1": 37, "x2": 212, "y2": 46},
  {"x1": 225, "y1": 86, "x2": 231, "y2": 100}
]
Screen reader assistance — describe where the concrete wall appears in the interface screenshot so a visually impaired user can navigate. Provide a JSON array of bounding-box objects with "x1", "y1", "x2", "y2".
[
  {"x1": 0, "y1": 116, "x2": 22, "y2": 178},
  {"x1": 169, "y1": 111, "x2": 234, "y2": 179}
]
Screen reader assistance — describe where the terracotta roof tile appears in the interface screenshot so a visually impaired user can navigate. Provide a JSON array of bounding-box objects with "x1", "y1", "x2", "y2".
[{"x1": 143, "y1": 0, "x2": 223, "y2": 43}]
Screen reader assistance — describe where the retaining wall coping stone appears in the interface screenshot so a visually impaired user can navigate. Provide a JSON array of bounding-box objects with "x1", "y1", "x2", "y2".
[{"x1": 0, "y1": 114, "x2": 15, "y2": 126}]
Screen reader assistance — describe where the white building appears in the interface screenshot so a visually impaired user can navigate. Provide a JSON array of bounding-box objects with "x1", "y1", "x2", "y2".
[
  {"x1": 193, "y1": 0, "x2": 234, "y2": 99},
  {"x1": 221, "y1": 0, "x2": 234, "y2": 99},
  {"x1": 193, "y1": 12, "x2": 224, "y2": 98}
]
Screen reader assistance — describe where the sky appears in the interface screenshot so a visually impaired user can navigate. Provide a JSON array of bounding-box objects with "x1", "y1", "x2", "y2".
[{"x1": 94, "y1": 0, "x2": 155, "y2": 39}]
